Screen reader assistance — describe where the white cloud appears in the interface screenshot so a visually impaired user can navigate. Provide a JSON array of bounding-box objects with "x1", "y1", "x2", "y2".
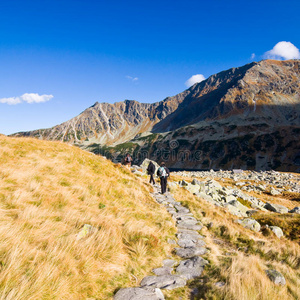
[
  {"x1": 185, "y1": 74, "x2": 206, "y2": 87},
  {"x1": 0, "y1": 97, "x2": 22, "y2": 105},
  {"x1": 0, "y1": 93, "x2": 53, "y2": 105},
  {"x1": 251, "y1": 53, "x2": 256, "y2": 60},
  {"x1": 126, "y1": 75, "x2": 139, "y2": 82},
  {"x1": 21, "y1": 93, "x2": 53, "y2": 103},
  {"x1": 264, "y1": 41, "x2": 300, "y2": 60}
]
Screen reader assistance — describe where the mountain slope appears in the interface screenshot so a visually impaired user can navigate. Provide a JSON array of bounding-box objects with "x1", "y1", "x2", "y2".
[
  {"x1": 12, "y1": 60, "x2": 300, "y2": 171},
  {"x1": 13, "y1": 91, "x2": 189, "y2": 146},
  {"x1": 13, "y1": 60, "x2": 300, "y2": 141},
  {"x1": 154, "y1": 59, "x2": 300, "y2": 132},
  {"x1": 0, "y1": 135, "x2": 175, "y2": 299}
]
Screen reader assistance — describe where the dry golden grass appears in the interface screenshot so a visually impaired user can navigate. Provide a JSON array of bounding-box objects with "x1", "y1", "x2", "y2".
[
  {"x1": 165, "y1": 185, "x2": 300, "y2": 300},
  {"x1": 0, "y1": 136, "x2": 176, "y2": 299}
]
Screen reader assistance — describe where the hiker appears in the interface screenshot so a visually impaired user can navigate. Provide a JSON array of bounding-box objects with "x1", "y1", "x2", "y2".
[
  {"x1": 147, "y1": 161, "x2": 156, "y2": 185},
  {"x1": 157, "y1": 162, "x2": 170, "y2": 194},
  {"x1": 124, "y1": 153, "x2": 132, "y2": 168}
]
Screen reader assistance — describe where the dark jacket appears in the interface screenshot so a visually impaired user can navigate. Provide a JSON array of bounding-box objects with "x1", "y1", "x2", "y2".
[
  {"x1": 124, "y1": 155, "x2": 132, "y2": 164},
  {"x1": 147, "y1": 162, "x2": 156, "y2": 175},
  {"x1": 157, "y1": 166, "x2": 170, "y2": 178}
]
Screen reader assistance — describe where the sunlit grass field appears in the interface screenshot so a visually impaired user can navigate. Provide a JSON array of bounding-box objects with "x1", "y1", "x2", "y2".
[{"x1": 0, "y1": 136, "x2": 176, "y2": 299}]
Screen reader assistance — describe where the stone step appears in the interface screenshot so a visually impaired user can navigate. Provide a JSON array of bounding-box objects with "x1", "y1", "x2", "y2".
[
  {"x1": 114, "y1": 178, "x2": 209, "y2": 299},
  {"x1": 114, "y1": 287, "x2": 165, "y2": 300},
  {"x1": 140, "y1": 275, "x2": 187, "y2": 290},
  {"x1": 176, "y1": 256, "x2": 209, "y2": 280},
  {"x1": 177, "y1": 238, "x2": 206, "y2": 248},
  {"x1": 152, "y1": 267, "x2": 173, "y2": 276},
  {"x1": 175, "y1": 246, "x2": 207, "y2": 258}
]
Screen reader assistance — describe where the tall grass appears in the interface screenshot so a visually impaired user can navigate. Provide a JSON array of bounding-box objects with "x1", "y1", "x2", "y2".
[
  {"x1": 0, "y1": 136, "x2": 176, "y2": 299},
  {"x1": 166, "y1": 184, "x2": 300, "y2": 300}
]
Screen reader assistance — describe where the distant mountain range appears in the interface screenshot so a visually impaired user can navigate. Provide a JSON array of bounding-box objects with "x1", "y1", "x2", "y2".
[{"x1": 12, "y1": 59, "x2": 300, "y2": 172}]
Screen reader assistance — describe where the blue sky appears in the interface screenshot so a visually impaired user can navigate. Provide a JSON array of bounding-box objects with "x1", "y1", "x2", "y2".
[{"x1": 1, "y1": 0, "x2": 300, "y2": 134}]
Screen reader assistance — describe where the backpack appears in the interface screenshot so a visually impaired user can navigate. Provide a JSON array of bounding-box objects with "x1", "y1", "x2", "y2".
[{"x1": 158, "y1": 166, "x2": 167, "y2": 177}]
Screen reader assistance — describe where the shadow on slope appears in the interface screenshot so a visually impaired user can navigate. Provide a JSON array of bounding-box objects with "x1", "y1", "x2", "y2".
[{"x1": 152, "y1": 62, "x2": 256, "y2": 133}]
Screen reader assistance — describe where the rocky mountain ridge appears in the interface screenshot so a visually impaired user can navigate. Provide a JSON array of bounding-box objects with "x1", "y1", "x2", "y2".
[
  {"x1": 12, "y1": 60, "x2": 300, "y2": 171},
  {"x1": 13, "y1": 91, "x2": 189, "y2": 146}
]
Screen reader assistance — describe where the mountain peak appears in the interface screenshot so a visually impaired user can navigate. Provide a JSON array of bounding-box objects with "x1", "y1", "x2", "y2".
[
  {"x1": 90, "y1": 101, "x2": 100, "y2": 107},
  {"x1": 11, "y1": 60, "x2": 300, "y2": 170}
]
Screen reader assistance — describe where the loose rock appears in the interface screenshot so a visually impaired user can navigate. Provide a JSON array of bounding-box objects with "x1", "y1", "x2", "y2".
[
  {"x1": 140, "y1": 275, "x2": 187, "y2": 290},
  {"x1": 76, "y1": 224, "x2": 95, "y2": 240},
  {"x1": 215, "y1": 281, "x2": 226, "y2": 288},
  {"x1": 114, "y1": 287, "x2": 165, "y2": 300},
  {"x1": 152, "y1": 267, "x2": 173, "y2": 276},
  {"x1": 264, "y1": 203, "x2": 289, "y2": 214},
  {"x1": 265, "y1": 269, "x2": 286, "y2": 286},
  {"x1": 236, "y1": 218, "x2": 261, "y2": 232},
  {"x1": 176, "y1": 256, "x2": 209, "y2": 280},
  {"x1": 289, "y1": 207, "x2": 300, "y2": 214},
  {"x1": 191, "y1": 178, "x2": 201, "y2": 185},
  {"x1": 270, "y1": 188, "x2": 281, "y2": 196},
  {"x1": 269, "y1": 226, "x2": 284, "y2": 238},
  {"x1": 162, "y1": 259, "x2": 177, "y2": 268},
  {"x1": 175, "y1": 247, "x2": 207, "y2": 258}
]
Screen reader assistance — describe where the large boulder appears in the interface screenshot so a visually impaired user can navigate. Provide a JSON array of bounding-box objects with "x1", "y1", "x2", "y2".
[
  {"x1": 218, "y1": 187, "x2": 232, "y2": 196},
  {"x1": 179, "y1": 180, "x2": 189, "y2": 186},
  {"x1": 264, "y1": 203, "x2": 289, "y2": 214},
  {"x1": 236, "y1": 218, "x2": 261, "y2": 232},
  {"x1": 289, "y1": 207, "x2": 300, "y2": 214},
  {"x1": 257, "y1": 184, "x2": 266, "y2": 192},
  {"x1": 191, "y1": 178, "x2": 201, "y2": 185},
  {"x1": 197, "y1": 192, "x2": 215, "y2": 204},
  {"x1": 228, "y1": 200, "x2": 249, "y2": 213},
  {"x1": 270, "y1": 188, "x2": 281, "y2": 196},
  {"x1": 224, "y1": 195, "x2": 237, "y2": 202},
  {"x1": 206, "y1": 179, "x2": 223, "y2": 190},
  {"x1": 199, "y1": 182, "x2": 206, "y2": 192},
  {"x1": 269, "y1": 226, "x2": 284, "y2": 238},
  {"x1": 140, "y1": 159, "x2": 160, "y2": 174},
  {"x1": 209, "y1": 191, "x2": 222, "y2": 202},
  {"x1": 224, "y1": 203, "x2": 248, "y2": 217},
  {"x1": 185, "y1": 184, "x2": 200, "y2": 194}
]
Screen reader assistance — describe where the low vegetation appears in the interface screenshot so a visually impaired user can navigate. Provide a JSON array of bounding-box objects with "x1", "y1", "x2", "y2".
[
  {"x1": 164, "y1": 185, "x2": 300, "y2": 300},
  {"x1": 0, "y1": 136, "x2": 176, "y2": 299},
  {"x1": 253, "y1": 212, "x2": 300, "y2": 242}
]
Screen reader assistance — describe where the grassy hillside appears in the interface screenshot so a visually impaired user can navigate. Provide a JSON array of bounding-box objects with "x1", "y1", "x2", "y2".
[
  {"x1": 163, "y1": 177, "x2": 300, "y2": 300},
  {"x1": 0, "y1": 136, "x2": 176, "y2": 299}
]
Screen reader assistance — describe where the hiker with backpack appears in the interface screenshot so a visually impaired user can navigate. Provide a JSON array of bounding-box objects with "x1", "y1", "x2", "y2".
[
  {"x1": 147, "y1": 161, "x2": 156, "y2": 185},
  {"x1": 124, "y1": 153, "x2": 133, "y2": 168},
  {"x1": 157, "y1": 162, "x2": 170, "y2": 194}
]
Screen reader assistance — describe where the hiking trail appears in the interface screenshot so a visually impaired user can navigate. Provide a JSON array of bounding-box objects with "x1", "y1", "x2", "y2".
[{"x1": 114, "y1": 185, "x2": 209, "y2": 300}]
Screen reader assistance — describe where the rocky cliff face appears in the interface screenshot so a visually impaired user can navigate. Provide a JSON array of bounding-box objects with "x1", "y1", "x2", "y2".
[
  {"x1": 13, "y1": 91, "x2": 189, "y2": 146},
  {"x1": 12, "y1": 60, "x2": 300, "y2": 171},
  {"x1": 154, "y1": 60, "x2": 300, "y2": 132}
]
